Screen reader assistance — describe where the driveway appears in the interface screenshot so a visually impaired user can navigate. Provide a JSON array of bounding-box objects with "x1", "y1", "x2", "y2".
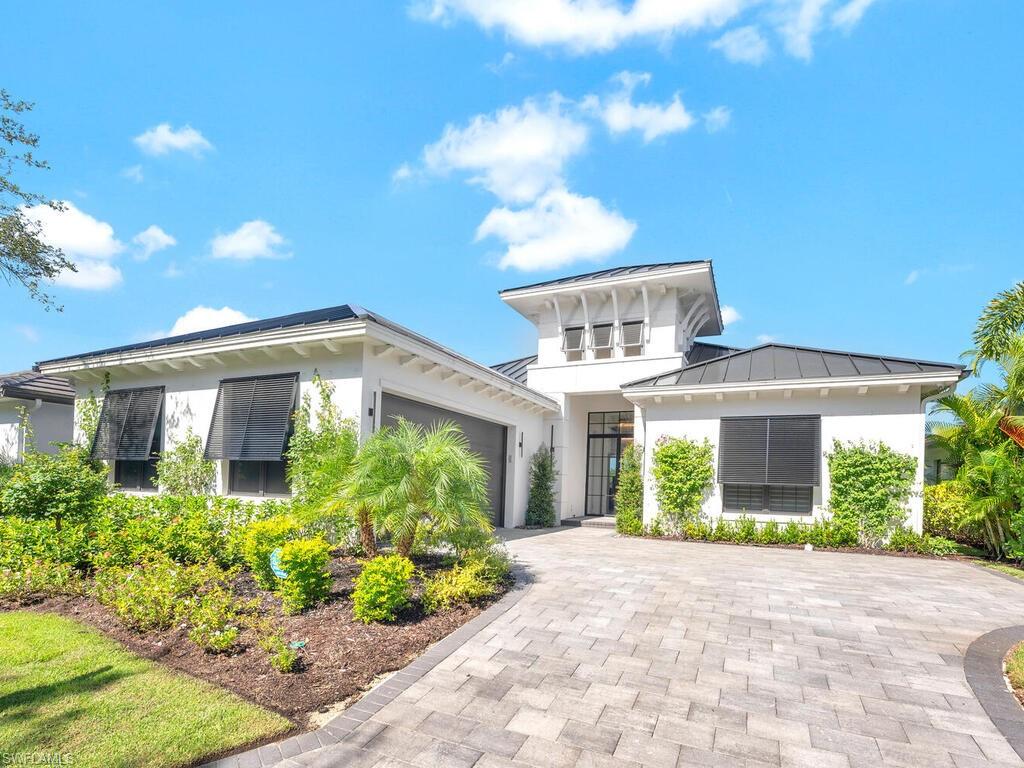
[{"x1": 266, "y1": 527, "x2": 1024, "y2": 767}]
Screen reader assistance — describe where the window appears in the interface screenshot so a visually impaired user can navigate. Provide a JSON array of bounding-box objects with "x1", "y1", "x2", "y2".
[
  {"x1": 206, "y1": 373, "x2": 299, "y2": 495},
  {"x1": 722, "y1": 484, "x2": 813, "y2": 514},
  {"x1": 562, "y1": 326, "x2": 584, "y2": 362},
  {"x1": 591, "y1": 324, "x2": 613, "y2": 359},
  {"x1": 92, "y1": 386, "x2": 165, "y2": 491},
  {"x1": 620, "y1": 321, "x2": 644, "y2": 357}
]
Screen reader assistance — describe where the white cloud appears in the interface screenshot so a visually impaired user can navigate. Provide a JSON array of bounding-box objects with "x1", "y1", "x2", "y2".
[
  {"x1": 704, "y1": 106, "x2": 732, "y2": 133},
  {"x1": 167, "y1": 306, "x2": 255, "y2": 337},
  {"x1": 757, "y1": 333, "x2": 779, "y2": 343},
  {"x1": 415, "y1": 0, "x2": 749, "y2": 54},
  {"x1": 776, "y1": 0, "x2": 830, "y2": 60},
  {"x1": 163, "y1": 262, "x2": 184, "y2": 279},
  {"x1": 476, "y1": 187, "x2": 636, "y2": 271},
  {"x1": 392, "y1": 163, "x2": 415, "y2": 184},
  {"x1": 711, "y1": 25, "x2": 770, "y2": 64},
  {"x1": 487, "y1": 51, "x2": 517, "y2": 74},
  {"x1": 131, "y1": 225, "x2": 176, "y2": 261},
  {"x1": 134, "y1": 123, "x2": 213, "y2": 157},
  {"x1": 121, "y1": 164, "x2": 144, "y2": 183},
  {"x1": 423, "y1": 96, "x2": 588, "y2": 204},
  {"x1": 832, "y1": 0, "x2": 877, "y2": 30},
  {"x1": 15, "y1": 325, "x2": 39, "y2": 343},
  {"x1": 210, "y1": 220, "x2": 289, "y2": 261},
  {"x1": 904, "y1": 269, "x2": 920, "y2": 285},
  {"x1": 720, "y1": 305, "x2": 742, "y2": 326},
  {"x1": 586, "y1": 72, "x2": 694, "y2": 142},
  {"x1": 22, "y1": 201, "x2": 124, "y2": 290}
]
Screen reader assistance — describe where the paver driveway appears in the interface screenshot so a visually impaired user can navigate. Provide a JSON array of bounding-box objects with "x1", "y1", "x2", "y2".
[{"x1": 278, "y1": 527, "x2": 1024, "y2": 768}]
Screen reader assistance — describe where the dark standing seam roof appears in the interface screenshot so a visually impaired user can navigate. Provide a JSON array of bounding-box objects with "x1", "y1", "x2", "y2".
[
  {"x1": 625, "y1": 343, "x2": 965, "y2": 388},
  {"x1": 687, "y1": 342, "x2": 742, "y2": 365},
  {"x1": 0, "y1": 371, "x2": 75, "y2": 405},
  {"x1": 490, "y1": 354, "x2": 537, "y2": 384},
  {"x1": 499, "y1": 260, "x2": 709, "y2": 294}
]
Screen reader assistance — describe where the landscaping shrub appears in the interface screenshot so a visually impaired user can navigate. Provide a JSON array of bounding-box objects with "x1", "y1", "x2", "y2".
[
  {"x1": 525, "y1": 444, "x2": 557, "y2": 528},
  {"x1": 187, "y1": 585, "x2": 253, "y2": 653},
  {"x1": 734, "y1": 515, "x2": 758, "y2": 543},
  {"x1": 0, "y1": 516, "x2": 93, "y2": 569},
  {"x1": 155, "y1": 430, "x2": 215, "y2": 496},
  {"x1": 651, "y1": 436, "x2": 714, "y2": 531},
  {"x1": 352, "y1": 554, "x2": 414, "y2": 623},
  {"x1": 615, "y1": 444, "x2": 644, "y2": 536},
  {"x1": 710, "y1": 517, "x2": 734, "y2": 542},
  {"x1": 682, "y1": 517, "x2": 712, "y2": 540},
  {"x1": 924, "y1": 482, "x2": 986, "y2": 548},
  {"x1": 827, "y1": 441, "x2": 917, "y2": 548},
  {"x1": 0, "y1": 559, "x2": 84, "y2": 602},
  {"x1": 422, "y1": 558, "x2": 496, "y2": 614},
  {"x1": 277, "y1": 537, "x2": 332, "y2": 614},
  {"x1": 804, "y1": 517, "x2": 859, "y2": 549},
  {"x1": 781, "y1": 520, "x2": 804, "y2": 545},
  {"x1": 885, "y1": 527, "x2": 959, "y2": 556},
  {"x1": 0, "y1": 445, "x2": 108, "y2": 531},
  {"x1": 240, "y1": 515, "x2": 299, "y2": 589},
  {"x1": 757, "y1": 520, "x2": 782, "y2": 545}
]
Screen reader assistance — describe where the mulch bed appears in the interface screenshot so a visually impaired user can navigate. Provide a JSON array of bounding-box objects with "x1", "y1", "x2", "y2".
[
  {"x1": 635, "y1": 533, "x2": 978, "y2": 560},
  {"x1": 1, "y1": 553, "x2": 507, "y2": 728}
]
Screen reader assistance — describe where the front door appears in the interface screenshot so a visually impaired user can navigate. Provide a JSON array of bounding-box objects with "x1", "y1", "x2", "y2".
[{"x1": 585, "y1": 411, "x2": 635, "y2": 516}]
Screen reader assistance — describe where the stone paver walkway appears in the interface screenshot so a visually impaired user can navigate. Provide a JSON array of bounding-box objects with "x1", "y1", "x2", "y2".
[{"x1": 273, "y1": 528, "x2": 1024, "y2": 768}]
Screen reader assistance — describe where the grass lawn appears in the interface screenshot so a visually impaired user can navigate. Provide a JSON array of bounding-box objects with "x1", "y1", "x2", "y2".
[
  {"x1": 0, "y1": 611, "x2": 291, "y2": 768},
  {"x1": 979, "y1": 561, "x2": 1024, "y2": 580},
  {"x1": 1006, "y1": 641, "x2": 1024, "y2": 702}
]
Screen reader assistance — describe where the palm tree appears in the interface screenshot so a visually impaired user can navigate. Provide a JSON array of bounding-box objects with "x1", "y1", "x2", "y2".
[
  {"x1": 349, "y1": 418, "x2": 491, "y2": 557},
  {"x1": 958, "y1": 445, "x2": 1022, "y2": 557},
  {"x1": 972, "y1": 281, "x2": 1024, "y2": 370}
]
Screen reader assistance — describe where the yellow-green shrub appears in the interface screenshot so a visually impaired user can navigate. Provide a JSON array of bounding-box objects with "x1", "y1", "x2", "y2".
[
  {"x1": 277, "y1": 538, "x2": 332, "y2": 614},
  {"x1": 422, "y1": 558, "x2": 496, "y2": 614},
  {"x1": 240, "y1": 515, "x2": 299, "y2": 589},
  {"x1": 352, "y1": 554, "x2": 414, "y2": 623}
]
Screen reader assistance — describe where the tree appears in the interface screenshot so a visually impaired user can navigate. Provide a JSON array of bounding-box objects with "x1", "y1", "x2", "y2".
[
  {"x1": 1, "y1": 90, "x2": 73, "y2": 308},
  {"x1": 350, "y1": 418, "x2": 490, "y2": 557},
  {"x1": 972, "y1": 282, "x2": 1024, "y2": 369},
  {"x1": 155, "y1": 430, "x2": 215, "y2": 496},
  {"x1": 614, "y1": 443, "x2": 644, "y2": 535},
  {"x1": 525, "y1": 444, "x2": 556, "y2": 527},
  {"x1": 0, "y1": 445, "x2": 108, "y2": 531}
]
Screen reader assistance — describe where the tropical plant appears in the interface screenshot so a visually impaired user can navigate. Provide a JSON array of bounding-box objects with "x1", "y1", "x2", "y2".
[
  {"x1": 923, "y1": 481, "x2": 986, "y2": 547},
  {"x1": 651, "y1": 436, "x2": 714, "y2": 531},
  {"x1": 350, "y1": 419, "x2": 491, "y2": 557},
  {"x1": 614, "y1": 443, "x2": 644, "y2": 535},
  {"x1": 957, "y1": 445, "x2": 1023, "y2": 557},
  {"x1": 525, "y1": 444, "x2": 556, "y2": 527},
  {"x1": 972, "y1": 281, "x2": 1024, "y2": 368},
  {"x1": 155, "y1": 431, "x2": 215, "y2": 495}
]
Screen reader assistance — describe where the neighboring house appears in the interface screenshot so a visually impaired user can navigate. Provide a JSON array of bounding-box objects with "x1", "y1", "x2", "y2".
[
  {"x1": 0, "y1": 371, "x2": 75, "y2": 462},
  {"x1": 924, "y1": 433, "x2": 958, "y2": 485},
  {"x1": 34, "y1": 260, "x2": 965, "y2": 532}
]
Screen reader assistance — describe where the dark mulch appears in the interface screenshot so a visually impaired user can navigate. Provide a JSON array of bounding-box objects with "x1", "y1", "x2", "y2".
[
  {"x1": 636, "y1": 533, "x2": 977, "y2": 560},
  {"x1": 2, "y1": 553, "x2": 506, "y2": 727}
]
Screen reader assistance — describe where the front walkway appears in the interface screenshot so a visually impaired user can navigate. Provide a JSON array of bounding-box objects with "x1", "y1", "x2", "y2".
[{"x1": 261, "y1": 528, "x2": 1024, "y2": 767}]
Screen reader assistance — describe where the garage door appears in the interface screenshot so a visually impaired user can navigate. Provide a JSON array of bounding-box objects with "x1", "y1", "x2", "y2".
[{"x1": 380, "y1": 393, "x2": 507, "y2": 527}]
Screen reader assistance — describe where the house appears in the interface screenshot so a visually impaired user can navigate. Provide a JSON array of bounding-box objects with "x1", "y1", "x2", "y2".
[
  {"x1": 0, "y1": 371, "x2": 74, "y2": 462},
  {"x1": 34, "y1": 260, "x2": 965, "y2": 531}
]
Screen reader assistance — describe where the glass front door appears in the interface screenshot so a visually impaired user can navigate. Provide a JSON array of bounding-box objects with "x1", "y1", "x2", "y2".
[{"x1": 585, "y1": 411, "x2": 635, "y2": 516}]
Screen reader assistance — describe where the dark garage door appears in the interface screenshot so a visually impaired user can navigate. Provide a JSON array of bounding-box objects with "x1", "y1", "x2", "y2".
[{"x1": 380, "y1": 393, "x2": 508, "y2": 527}]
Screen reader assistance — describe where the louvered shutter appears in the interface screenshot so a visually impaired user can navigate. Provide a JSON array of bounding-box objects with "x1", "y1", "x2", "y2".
[
  {"x1": 91, "y1": 386, "x2": 164, "y2": 460},
  {"x1": 766, "y1": 415, "x2": 820, "y2": 485},
  {"x1": 205, "y1": 373, "x2": 298, "y2": 461},
  {"x1": 592, "y1": 324, "x2": 613, "y2": 349},
  {"x1": 562, "y1": 327, "x2": 584, "y2": 351},
  {"x1": 718, "y1": 417, "x2": 769, "y2": 483},
  {"x1": 620, "y1": 321, "x2": 644, "y2": 347}
]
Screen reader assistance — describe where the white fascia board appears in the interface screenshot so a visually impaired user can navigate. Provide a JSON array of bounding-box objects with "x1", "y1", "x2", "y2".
[
  {"x1": 364, "y1": 322, "x2": 559, "y2": 413},
  {"x1": 623, "y1": 370, "x2": 963, "y2": 401},
  {"x1": 36, "y1": 321, "x2": 370, "y2": 376},
  {"x1": 500, "y1": 262, "x2": 711, "y2": 302}
]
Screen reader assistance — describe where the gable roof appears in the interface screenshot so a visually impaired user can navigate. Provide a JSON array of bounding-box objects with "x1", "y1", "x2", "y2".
[
  {"x1": 490, "y1": 354, "x2": 536, "y2": 385},
  {"x1": 625, "y1": 343, "x2": 965, "y2": 389},
  {"x1": 0, "y1": 371, "x2": 75, "y2": 405},
  {"x1": 499, "y1": 260, "x2": 708, "y2": 295}
]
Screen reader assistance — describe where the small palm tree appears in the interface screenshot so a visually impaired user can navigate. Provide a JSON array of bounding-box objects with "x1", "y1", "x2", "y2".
[
  {"x1": 972, "y1": 281, "x2": 1024, "y2": 370},
  {"x1": 958, "y1": 445, "x2": 1022, "y2": 557},
  {"x1": 349, "y1": 418, "x2": 491, "y2": 557}
]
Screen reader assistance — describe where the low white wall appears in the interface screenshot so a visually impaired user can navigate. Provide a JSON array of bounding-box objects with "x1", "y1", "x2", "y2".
[
  {"x1": 639, "y1": 386, "x2": 927, "y2": 533},
  {"x1": 0, "y1": 400, "x2": 73, "y2": 461}
]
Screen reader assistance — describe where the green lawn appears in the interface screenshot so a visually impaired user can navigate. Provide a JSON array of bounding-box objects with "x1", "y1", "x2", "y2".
[
  {"x1": 979, "y1": 561, "x2": 1024, "y2": 580},
  {"x1": 1006, "y1": 641, "x2": 1024, "y2": 695},
  {"x1": 0, "y1": 611, "x2": 291, "y2": 768}
]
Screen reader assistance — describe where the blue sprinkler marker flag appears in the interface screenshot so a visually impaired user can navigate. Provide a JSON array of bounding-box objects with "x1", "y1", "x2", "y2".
[{"x1": 270, "y1": 547, "x2": 288, "y2": 579}]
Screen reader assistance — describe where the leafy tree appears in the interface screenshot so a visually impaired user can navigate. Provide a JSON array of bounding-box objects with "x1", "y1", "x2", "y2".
[
  {"x1": 651, "y1": 436, "x2": 714, "y2": 531},
  {"x1": 0, "y1": 445, "x2": 108, "y2": 531},
  {"x1": 350, "y1": 418, "x2": 490, "y2": 557},
  {"x1": 1, "y1": 90, "x2": 73, "y2": 308},
  {"x1": 614, "y1": 443, "x2": 644, "y2": 535},
  {"x1": 155, "y1": 430, "x2": 215, "y2": 496},
  {"x1": 525, "y1": 444, "x2": 556, "y2": 527},
  {"x1": 972, "y1": 281, "x2": 1024, "y2": 368}
]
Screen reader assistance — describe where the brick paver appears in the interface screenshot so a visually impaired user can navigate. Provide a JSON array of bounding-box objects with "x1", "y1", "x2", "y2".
[{"x1": 267, "y1": 528, "x2": 1024, "y2": 767}]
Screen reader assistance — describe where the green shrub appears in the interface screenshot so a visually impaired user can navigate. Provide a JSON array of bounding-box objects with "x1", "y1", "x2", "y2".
[
  {"x1": 0, "y1": 516, "x2": 93, "y2": 569},
  {"x1": 757, "y1": 520, "x2": 782, "y2": 545},
  {"x1": 615, "y1": 444, "x2": 644, "y2": 535},
  {"x1": 924, "y1": 482, "x2": 986, "y2": 548},
  {"x1": 828, "y1": 441, "x2": 917, "y2": 547},
  {"x1": 526, "y1": 445, "x2": 557, "y2": 528},
  {"x1": 804, "y1": 517, "x2": 858, "y2": 549},
  {"x1": 647, "y1": 517, "x2": 666, "y2": 537},
  {"x1": 187, "y1": 586, "x2": 251, "y2": 653},
  {"x1": 352, "y1": 554, "x2": 414, "y2": 623},
  {"x1": 781, "y1": 520, "x2": 805, "y2": 545},
  {"x1": 422, "y1": 558, "x2": 496, "y2": 614},
  {"x1": 0, "y1": 445, "x2": 108, "y2": 530},
  {"x1": 155, "y1": 431, "x2": 215, "y2": 496},
  {"x1": 885, "y1": 527, "x2": 959, "y2": 556},
  {"x1": 277, "y1": 538, "x2": 332, "y2": 614},
  {"x1": 682, "y1": 518, "x2": 712, "y2": 540},
  {"x1": 0, "y1": 559, "x2": 84, "y2": 602},
  {"x1": 617, "y1": 515, "x2": 645, "y2": 537},
  {"x1": 240, "y1": 515, "x2": 299, "y2": 589},
  {"x1": 734, "y1": 516, "x2": 758, "y2": 543},
  {"x1": 651, "y1": 436, "x2": 714, "y2": 531},
  {"x1": 710, "y1": 517, "x2": 734, "y2": 542}
]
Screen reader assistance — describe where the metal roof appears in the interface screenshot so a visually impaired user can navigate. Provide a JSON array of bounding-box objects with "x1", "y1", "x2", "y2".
[
  {"x1": 686, "y1": 341, "x2": 743, "y2": 365},
  {"x1": 499, "y1": 260, "x2": 709, "y2": 294},
  {"x1": 490, "y1": 354, "x2": 536, "y2": 385},
  {"x1": 0, "y1": 371, "x2": 75, "y2": 405},
  {"x1": 625, "y1": 344, "x2": 965, "y2": 389},
  {"x1": 36, "y1": 304, "x2": 363, "y2": 366}
]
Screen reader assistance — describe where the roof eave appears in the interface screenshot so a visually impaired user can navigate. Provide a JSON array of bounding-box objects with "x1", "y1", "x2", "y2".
[
  {"x1": 499, "y1": 261, "x2": 713, "y2": 301},
  {"x1": 623, "y1": 370, "x2": 965, "y2": 398}
]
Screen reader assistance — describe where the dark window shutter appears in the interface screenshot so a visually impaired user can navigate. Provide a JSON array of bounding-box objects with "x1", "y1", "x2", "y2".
[
  {"x1": 620, "y1": 321, "x2": 644, "y2": 347},
  {"x1": 592, "y1": 324, "x2": 613, "y2": 348},
  {"x1": 91, "y1": 386, "x2": 164, "y2": 461},
  {"x1": 205, "y1": 373, "x2": 298, "y2": 461},
  {"x1": 718, "y1": 417, "x2": 769, "y2": 483},
  {"x1": 563, "y1": 327, "x2": 584, "y2": 351},
  {"x1": 766, "y1": 415, "x2": 821, "y2": 485},
  {"x1": 767, "y1": 484, "x2": 813, "y2": 513}
]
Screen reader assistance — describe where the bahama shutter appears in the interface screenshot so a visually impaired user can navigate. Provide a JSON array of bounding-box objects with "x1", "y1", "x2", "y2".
[
  {"x1": 591, "y1": 324, "x2": 613, "y2": 349},
  {"x1": 91, "y1": 386, "x2": 164, "y2": 460},
  {"x1": 766, "y1": 415, "x2": 821, "y2": 485},
  {"x1": 620, "y1": 321, "x2": 644, "y2": 348},
  {"x1": 205, "y1": 373, "x2": 298, "y2": 461},
  {"x1": 718, "y1": 416, "x2": 769, "y2": 483},
  {"x1": 562, "y1": 327, "x2": 584, "y2": 351}
]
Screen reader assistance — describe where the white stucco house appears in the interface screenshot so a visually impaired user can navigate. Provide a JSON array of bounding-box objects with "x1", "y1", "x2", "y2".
[
  {"x1": 34, "y1": 260, "x2": 964, "y2": 532},
  {"x1": 0, "y1": 371, "x2": 74, "y2": 462}
]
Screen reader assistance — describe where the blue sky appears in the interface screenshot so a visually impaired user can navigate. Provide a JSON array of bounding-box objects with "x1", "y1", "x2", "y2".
[{"x1": 2, "y1": 1, "x2": 1021, "y2": 378}]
